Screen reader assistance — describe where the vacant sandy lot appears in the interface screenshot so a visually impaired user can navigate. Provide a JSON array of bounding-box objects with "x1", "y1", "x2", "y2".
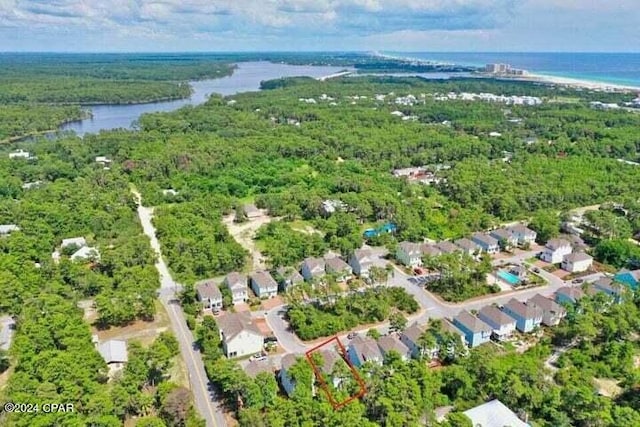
[{"x1": 223, "y1": 210, "x2": 278, "y2": 270}]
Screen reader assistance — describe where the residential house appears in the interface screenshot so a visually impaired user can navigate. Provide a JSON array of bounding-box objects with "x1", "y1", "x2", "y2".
[
  {"x1": 490, "y1": 228, "x2": 518, "y2": 249},
  {"x1": 540, "y1": 238, "x2": 572, "y2": 264},
  {"x1": 614, "y1": 269, "x2": 640, "y2": 291},
  {"x1": 224, "y1": 272, "x2": 249, "y2": 305},
  {"x1": 396, "y1": 241, "x2": 423, "y2": 267},
  {"x1": 377, "y1": 335, "x2": 411, "y2": 361},
  {"x1": 561, "y1": 252, "x2": 593, "y2": 273},
  {"x1": 454, "y1": 238, "x2": 480, "y2": 256},
  {"x1": 435, "y1": 241, "x2": 460, "y2": 255},
  {"x1": 244, "y1": 360, "x2": 274, "y2": 379},
  {"x1": 217, "y1": 312, "x2": 264, "y2": 358},
  {"x1": 0, "y1": 224, "x2": 20, "y2": 235},
  {"x1": 95, "y1": 156, "x2": 112, "y2": 165},
  {"x1": 463, "y1": 399, "x2": 530, "y2": 427},
  {"x1": 276, "y1": 266, "x2": 304, "y2": 291},
  {"x1": 592, "y1": 277, "x2": 623, "y2": 303},
  {"x1": 347, "y1": 335, "x2": 383, "y2": 367},
  {"x1": 471, "y1": 233, "x2": 500, "y2": 254},
  {"x1": 321, "y1": 199, "x2": 346, "y2": 216},
  {"x1": 71, "y1": 246, "x2": 100, "y2": 262},
  {"x1": 506, "y1": 224, "x2": 537, "y2": 246},
  {"x1": 243, "y1": 204, "x2": 262, "y2": 219},
  {"x1": 324, "y1": 256, "x2": 353, "y2": 281},
  {"x1": 349, "y1": 249, "x2": 374, "y2": 277},
  {"x1": 528, "y1": 294, "x2": 566, "y2": 326},
  {"x1": 420, "y1": 244, "x2": 442, "y2": 258},
  {"x1": 508, "y1": 265, "x2": 528, "y2": 281},
  {"x1": 250, "y1": 270, "x2": 278, "y2": 298},
  {"x1": 301, "y1": 257, "x2": 326, "y2": 282},
  {"x1": 452, "y1": 310, "x2": 493, "y2": 347},
  {"x1": 555, "y1": 286, "x2": 586, "y2": 305},
  {"x1": 97, "y1": 339, "x2": 128, "y2": 370},
  {"x1": 195, "y1": 279, "x2": 223, "y2": 310},
  {"x1": 279, "y1": 353, "x2": 306, "y2": 397},
  {"x1": 314, "y1": 349, "x2": 345, "y2": 389},
  {"x1": 502, "y1": 299, "x2": 543, "y2": 333},
  {"x1": 8, "y1": 149, "x2": 31, "y2": 159},
  {"x1": 478, "y1": 305, "x2": 517, "y2": 341},
  {"x1": 61, "y1": 236, "x2": 87, "y2": 249},
  {"x1": 400, "y1": 323, "x2": 433, "y2": 359}
]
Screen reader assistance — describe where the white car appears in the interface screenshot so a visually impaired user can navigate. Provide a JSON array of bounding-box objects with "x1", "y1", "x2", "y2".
[{"x1": 250, "y1": 353, "x2": 267, "y2": 362}]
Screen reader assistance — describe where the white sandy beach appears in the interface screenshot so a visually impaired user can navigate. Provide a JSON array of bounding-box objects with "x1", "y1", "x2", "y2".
[{"x1": 517, "y1": 73, "x2": 640, "y2": 92}]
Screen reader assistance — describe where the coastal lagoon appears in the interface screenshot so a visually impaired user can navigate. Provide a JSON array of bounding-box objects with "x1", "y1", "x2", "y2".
[{"x1": 60, "y1": 61, "x2": 352, "y2": 136}]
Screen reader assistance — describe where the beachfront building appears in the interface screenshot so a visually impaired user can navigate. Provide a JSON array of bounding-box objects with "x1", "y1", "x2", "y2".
[{"x1": 396, "y1": 241, "x2": 423, "y2": 267}]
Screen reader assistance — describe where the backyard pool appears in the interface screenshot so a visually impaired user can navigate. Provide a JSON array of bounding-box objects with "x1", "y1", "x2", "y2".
[{"x1": 497, "y1": 270, "x2": 521, "y2": 286}]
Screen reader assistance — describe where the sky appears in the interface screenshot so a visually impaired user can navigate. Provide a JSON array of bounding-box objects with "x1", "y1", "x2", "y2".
[{"x1": 0, "y1": 0, "x2": 638, "y2": 52}]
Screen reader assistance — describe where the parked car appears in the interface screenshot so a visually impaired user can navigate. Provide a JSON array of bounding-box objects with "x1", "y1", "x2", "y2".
[
  {"x1": 347, "y1": 332, "x2": 357, "y2": 340},
  {"x1": 572, "y1": 278, "x2": 584, "y2": 284},
  {"x1": 250, "y1": 352, "x2": 267, "y2": 362},
  {"x1": 264, "y1": 335, "x2": 278, "y2": 343}
]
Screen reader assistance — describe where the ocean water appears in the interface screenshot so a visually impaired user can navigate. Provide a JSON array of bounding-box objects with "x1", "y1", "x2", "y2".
[{"x1": 385, "y1": 52, "x2": 640, "y2": 87}]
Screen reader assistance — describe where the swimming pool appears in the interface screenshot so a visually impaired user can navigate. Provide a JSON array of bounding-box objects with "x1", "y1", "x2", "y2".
[{"x1": 497, "y1": 270, "x2": 521, "y2": 286}]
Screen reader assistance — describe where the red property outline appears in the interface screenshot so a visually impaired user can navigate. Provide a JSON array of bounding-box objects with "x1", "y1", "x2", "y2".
[{"x1": 304, "y1": 335, "x2": 367, "y2": 410}]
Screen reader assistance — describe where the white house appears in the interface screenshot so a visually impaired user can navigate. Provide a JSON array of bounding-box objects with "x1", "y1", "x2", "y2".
[
  {"x1": 61, "y1": 236, "x2": 87, "y2": 249},
  {"x1": 250, "y1": 270, "x2": 278, "y2": 298},
  {"x1": 195, "y1": 279, "x2": 223, "y2": 310},
  {"x1": 377, "y1": 335, "x2": 411, "y2": 361},
  {"x1": 348, "y1": 249, "x2": 374, "y2": 277},
  {"x1": 71, "y1": 246, "x2": 100, "y2": 262},
  {"x1": 561, "y1": 252, "x2": 593, "y2": 273},
  {"x1": 471, "y1": 233, "x2": 500, "y2": 254},
  {"x1": 0, "y1": 224, "x2": 20, "y2": 235},
  {"x1": 454, "y1": 238, "x2": 480, "y2": 256},
  {"x1": 478, "y1": 305, "x2": 517, "y2": 341},
  {"x1": 464, "y1": 399, "x2": 530, "y2": 427},
  {"x1": 528, "y1": 294, "x2": 566, "y2": 326},
  {"x1": 217, "y1": 312, "x2": 264, "y2": 358},
  {"x1": 9, "y1": 149, "x2": 31, "y2": 159},
  {"x1": 300, "y1": 257, "x2": 325, "y2": 282},
  {"x1": 224, "y1": 272, "x2": 249, "y2": 305},
  {"x1": 396, "y1": 241, "x2": 423, "y2": 267},
  {"x1": 95, "y1": 156, "x2": 112, "y2": 165},
  {"x1": 506, "y1": 224, "x2": 537, "y2": 246},
  {"x1": 541, "y1": 238, "x2": 572, "y2": 264},
  {"x1": 324, "y1": 256, "x2": 353, "y2": 281}
]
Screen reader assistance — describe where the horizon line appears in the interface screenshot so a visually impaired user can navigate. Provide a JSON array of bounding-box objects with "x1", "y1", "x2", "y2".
[{"x1": 1, "y1": 50, "x2": 639, "y2": 55}]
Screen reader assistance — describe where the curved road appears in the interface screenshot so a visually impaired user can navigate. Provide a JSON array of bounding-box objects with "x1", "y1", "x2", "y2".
[{"x1": 133, "y1": 190, "x2": 226, "y2": 427}]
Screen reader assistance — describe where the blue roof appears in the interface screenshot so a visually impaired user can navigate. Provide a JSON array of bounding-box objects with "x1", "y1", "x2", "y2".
[
  {"x1": 614, "y1": 271, "x2": 639, "y2": 290},
  {"x1": 363, "y1": 222, "x2": 397, "y2": 238}
]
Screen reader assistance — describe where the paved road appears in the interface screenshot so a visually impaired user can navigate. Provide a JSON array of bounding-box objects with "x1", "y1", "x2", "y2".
[
  {"x1": 260, "y1": 249, "x2": 605, "y2": 358},
  {"x1": 0, "y1": 316, "x2": 15, "y2": 352},
  {"x1": 133, "y1": 190, "x2": 226, "y2": 427}
]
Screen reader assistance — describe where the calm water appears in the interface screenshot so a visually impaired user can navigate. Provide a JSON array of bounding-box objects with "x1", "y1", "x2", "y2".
[
  {"x1": 60, "y1": 61, "x2": 352, "y2": 136},
  {"x1": 386, "y1": 52, "x2": 640, "y2": 87}
]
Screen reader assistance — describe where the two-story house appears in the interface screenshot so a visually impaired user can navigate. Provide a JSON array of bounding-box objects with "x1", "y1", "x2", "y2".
[
  {"x1": 300, "y1": 257, "x2": 326, "y2": 282},
  {"x1": 348, "y1": 249, "x2": 374, "y2": 277},
  {"x1": 506, "y1": 224, "x2": 537, "y2": 246},
  {"x1": 452, "y1": 310, "x2": 493, "y2": 348},
  {"x1": 555, "y1": 286, "x2": 586, "y2": 305},
  {"x1": 400, "y1": 323, "x2": 434, "y2": 359},
  {"x1": 279, "y1": 353, "x2": 307, "y2": 397},
  {"x1": 501, "y1": 299, "x2": 543, "y2": 333},
  {"x1": 454, "y1": 238, "x2": 480, "y2": 256},
  {"x1": 489, "y1": 228, "x2": 518, "y2": 249},
  {"x1": 527, "y1": 294, "x2": 566, "y2": 326},
  {"x1": 540, "y1": 238, "x2": 572, "y2": 264},
  {"x1": 217, "y1": 312, "x2": 264, "y2": 358},
  {"x1": 396, "y1": 241, "x2": 423, "y2": 267},
  {"x1": 224, "y1": 272, "x2": 249, "y2": 305},
  {"x1": 435, "y1": 241, "x2": 461, "y2": 255},
  {"x1": 250, "y1": 270, "x2": 278, "y2": 298},
  {"x1": 471, "y1": 233, "x2": 500, "y2": 254},
  {"x1": 592, "y1": 277, "x2": 624, "y2": 303},
  {"x1": 195, "y1": 279, "x2": 223, "y2": 311},
  {"x1": 377, "y1": 335, "x2": 411, "y2": 361},
  {"x1": 614, "y1": 269, "x2": 640, "y2": 291},
  {"x1": 347, "y1": 335, "x2": 383, "y2": 367},
  {"x1": 477, "y1": 305, "x2": 517, "y2": 341},
  {"x1": 276, "y1": 266, "x2": 304, "y2": 292},
  {"x1": 324, "y1": 256, "x2": 353, "y2": 281},
  {"x1": 561, "y1": 252, "x2": 593, "y2": 273}
]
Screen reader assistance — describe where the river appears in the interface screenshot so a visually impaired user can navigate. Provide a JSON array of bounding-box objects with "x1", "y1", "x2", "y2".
[{"x1": 60, "y1": 61, "x2": 352, "y2": 136}]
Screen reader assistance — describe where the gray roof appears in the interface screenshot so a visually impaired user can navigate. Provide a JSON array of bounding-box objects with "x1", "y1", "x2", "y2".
[
  {"x1": 276, "y1": 267, "x2": 304, "y2": 284},
  {"x1": 61, "y1": 237, "x2": 87, "y2": 248},
  {"x1": 463, "y1": 399, "x2": 529, "y2": 427},
  {"x1": 454, "y1": 310, "x2": 493, "y2": 334},
  {"x1": 454, "y1": 238, "x2": 480, "y2": 252},
  {"x1": 421, "y1": 244, "x2": 442, "y2": 257},
  {"x1": 250, "y1": 270, "x2": 278, "y2": 290},
  {"x1": 71, "y1": 246, "x2": 100, "y2": 261},
  {"x1": 377, "y1": 335, "x2": 411, "y2": 358},
  {"x1": 478, "y1": 305, "x2": 516, "y2": 328},
  {"x1": 195, "y1": 279, "x2": 222, "y2": 300},
  {"x1": 0, "y1": 224, "x2": 20, "y2": 234},
  {"x1": 593, "y1": 277, "x2": 621, "y2": 294},
  {"x1": 436, "y1": 241, "x2": 460, "y2": 254},
  {"x1": 351, "y1": 249, "x2": 373, "y2": 264},
  {"x1": 556, "y1": 286, "x2": 585, "y2": 301},
  {"x1": 324, "y1": 256, "x2": 351, "y2": 273},
  {"x1": 281, "y1": 353, "x2": 303, "y2": 371},
  {"x1": 546, "y1": 238, "x2": 571, "y2": 250},
  {"x1": 224, "y1": 272, "x2": 247, "y2": 291},
  {"x1": 528, "y1": 294, "x2": 566, "y2": 316},
  {"x1": 245, "y1": 360, "x2": 274, "y2": 378},
  {"x1": 401, "y1": 323, "x2": 426, "y2": 343},
  {"x1": 442, "y1": 320, "x2": 465, "y2": 338},
  {"x1": 398, "y1": 241, "x2": 422, "y2": 256},
  {"x1": 507, "y1": 224, "x2": 535, "y2": 236},
  {"x1": 563, "y1": 252, "x2": 592, "y2": 263},
  {"x1": 302, "y1": 257, "x2": 325, "y2": 273},
  {"x1": 471, "y1": 233, "x2": 499, "y2": 247},
  {"x1": 98, "y1": 340, "x2": 128, "y2": 364},
  {"x1": 503, "y1": 298, "x2": 543, "y2": 320},
  {"x1": 317, "y1": 349, "x2": 341, "y2": 374},
  {"x1": 217, "y1": 312, "x2": 263, "y2": 341},
  {"x1": 349, "y1": 335, "x2": 382, "y2": 361},
  {"x1": 490, "y1": 228, "x2": 513, "y2": 240}
]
